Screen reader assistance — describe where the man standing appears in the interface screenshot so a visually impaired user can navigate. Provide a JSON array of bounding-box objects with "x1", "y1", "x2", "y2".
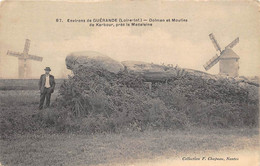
[{"x1": 38, "y1": 67, "x2": 55, "y2": 110}]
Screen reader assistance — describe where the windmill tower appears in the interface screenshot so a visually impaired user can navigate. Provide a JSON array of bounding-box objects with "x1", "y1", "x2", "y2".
[
  {"x1": 203, "y1": 33, "x2": 240, "y2": 77},
  {"x1": 7, "y1": 39, "x2": 43, "y2": 79}
]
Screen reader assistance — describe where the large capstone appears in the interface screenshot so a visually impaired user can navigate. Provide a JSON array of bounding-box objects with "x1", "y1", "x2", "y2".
[
  {"x1": 121, "y1": 61, "x2": 166, "y2": 73},
  {"x1": 66, "y1": 51, "x2": 124, "y2": 73}
]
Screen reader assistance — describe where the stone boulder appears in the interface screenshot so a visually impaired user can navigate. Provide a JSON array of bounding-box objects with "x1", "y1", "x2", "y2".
[
  {"x1": 121, "y1": 61, "x2": 189, "y2": 82},
  {"x1": 66, "y1": 51, "x2": 124, "y2": 73},
  {"x1": 121, "y1": 61, "x2": 166, "y2": 73}
]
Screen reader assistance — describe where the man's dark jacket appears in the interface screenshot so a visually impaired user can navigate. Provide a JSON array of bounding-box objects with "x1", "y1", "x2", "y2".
[{"x1": 38, "y1": 74, "x2": 55, "y2": 93}]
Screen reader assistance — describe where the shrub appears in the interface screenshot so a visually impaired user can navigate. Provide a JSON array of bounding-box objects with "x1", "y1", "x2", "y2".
[
  {"x1": 54, "y1": 66, "x2": 190, "y2": 133},
  {"x1": 50, "y1": 65, "x2": 259, "y2": 133}
]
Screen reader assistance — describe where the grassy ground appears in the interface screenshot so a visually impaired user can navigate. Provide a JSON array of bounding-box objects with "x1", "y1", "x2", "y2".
[
  {"x1": 0, "y1": 128, "x2": 258, "y2": 166},
  {"x1": 0, "y1": 90, "x2": 259, "y2": 166},
  {"x1": 0, "y1": 79, "x2": 65, "y2": 90},
  {"x1": 0, "y1": 90, "x2": 58, "y2": 106}
]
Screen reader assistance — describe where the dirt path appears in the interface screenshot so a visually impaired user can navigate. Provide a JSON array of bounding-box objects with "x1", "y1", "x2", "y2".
[
  {"x1": 112, "y1": 149, "x2": 259, "y2": 166},
  {"x1": 0, "y1": 128, "x2": 258, "y2": 166}
]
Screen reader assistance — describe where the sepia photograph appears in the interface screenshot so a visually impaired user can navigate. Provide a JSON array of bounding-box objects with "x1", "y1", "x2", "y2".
[{"x1": 0, "y1": 0, "x2": 259, "y2": 165}]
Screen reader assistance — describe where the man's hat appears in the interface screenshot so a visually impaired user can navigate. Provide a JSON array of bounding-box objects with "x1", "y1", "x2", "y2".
[{"x1": 44, "y1": 67, "x2": 51, "y2": 71}]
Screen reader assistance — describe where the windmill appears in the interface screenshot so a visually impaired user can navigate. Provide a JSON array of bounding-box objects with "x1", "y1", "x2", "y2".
[
  {"x1": 7, "y1": 39, "x2": 43, "y2": 79},
  {"x1": 203, "y1": 33, "x2": 240, "y2": 77}
]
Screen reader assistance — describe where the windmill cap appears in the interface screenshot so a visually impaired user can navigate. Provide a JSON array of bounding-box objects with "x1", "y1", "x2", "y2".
[
  {"x1": 44, "y1": 67, "x2": 51, "y2": 71},
  {"x1": 220, "y1": 48, "x2": 240, "y2": 59}
]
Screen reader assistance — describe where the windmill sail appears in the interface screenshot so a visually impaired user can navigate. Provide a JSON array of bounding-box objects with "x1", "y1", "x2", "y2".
[
  {"x1": 203, "y1": 54, "x2": 220, "y2": 71},
  {"x1": 209, "y1": 33, "x2": 222, "y2": 52},
  {"x1": 7, "y1": 39, "x2": 43, "y2": 79},
  {"x1": 225, "y1": 37, "x2": 239, "y2": 49},
  {"x1": 23, "y1": 39, "x2": 30, "y2": 54},
  {"x1": 7, "y1": 51, "x2": 23, "y2": 58},
  {"x1": 28, "y1": 54, "x2": 43, "y2": 61}
]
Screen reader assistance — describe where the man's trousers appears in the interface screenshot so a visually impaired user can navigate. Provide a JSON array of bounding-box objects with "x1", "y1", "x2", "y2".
[{"x1": 39, "y1": 87, "x2": 52, "y2": 109}]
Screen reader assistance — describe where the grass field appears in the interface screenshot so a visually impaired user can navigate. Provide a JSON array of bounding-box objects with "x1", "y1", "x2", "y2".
[
  {"x1": 0, "y1": 89, "x2": 259, "y2": 166},
  {"x1": 0, "y1": 79, "x2": 65, "y2": 90},
  {"x1": 1, "y1": 128, "x2": 258, "y2": 166}
]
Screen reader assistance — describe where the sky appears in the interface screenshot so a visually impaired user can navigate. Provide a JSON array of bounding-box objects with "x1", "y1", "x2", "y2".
[{"x1": 0, "y1": 0, "x2": 259, "y2": 78}]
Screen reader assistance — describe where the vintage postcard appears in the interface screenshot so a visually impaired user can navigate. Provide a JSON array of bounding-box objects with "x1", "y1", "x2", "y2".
[{"x1": 0, "y1": 0, "x2": 259, "y2": 166}]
